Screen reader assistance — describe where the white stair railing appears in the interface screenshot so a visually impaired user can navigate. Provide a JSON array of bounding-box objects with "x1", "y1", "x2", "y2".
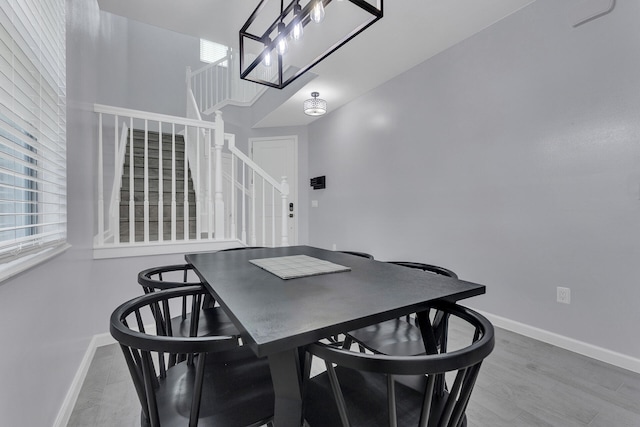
[
  {"x1": 187, "y1": 50, "x2": 269, "y2": 116},
  {"x1": 225, "y1": 133, "x2": 289, "y2": 247},
  {"x1": 185, "y1": 86, "x2": 290, "y2": 248},
  {"x1": 93, "y1": 104, "x2": 222, "y2": 249},
  {"x1": 94, "y1": 103, "x2": 290, "y2": 253}
]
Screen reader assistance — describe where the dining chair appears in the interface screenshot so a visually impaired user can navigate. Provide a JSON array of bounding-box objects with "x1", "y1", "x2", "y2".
[
  {"x1": 303, "y1": 302, "x2": 494, "y2": 427},
  {"x1": 343, "y1": 261, "x2": 458, "y2": 356},
  {"x1": 137, "y1": 264, "x2": 239, "y2": 339},
  {"x1": 338, "y1": 250, "x2": 374, "y2": 259},
  {"x1": 218, "y1": 246, "x2": 265, "y2": 252},
  {"x1": 110, "y1": 285, "x2": 275, "y2": 427}
]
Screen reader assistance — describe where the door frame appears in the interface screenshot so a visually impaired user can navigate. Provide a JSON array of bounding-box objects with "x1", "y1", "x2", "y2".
[{"x1": 249, "y1": 135, "x2": 299, "y2": 245}]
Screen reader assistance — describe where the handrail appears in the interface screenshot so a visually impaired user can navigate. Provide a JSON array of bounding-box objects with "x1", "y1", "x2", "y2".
[
  {"x1": 188, "y1": 50, "x2": 269, "y2": 116},
  {"x1": 189, "y1": 56, "x2": 229, "y2": 79},
  {"x1": 94, "y1": 104, "x2": 218, "y2": 131},
  {"x1": 226, "y1": 133, "x2": 286, "y2": 193}
]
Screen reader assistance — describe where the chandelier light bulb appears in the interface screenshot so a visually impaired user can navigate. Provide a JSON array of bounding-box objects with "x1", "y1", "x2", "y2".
[
  {"x1": 292, "y1": 2, "x2": 303, "y2": 41},
  {"x1": 310, "y1": 0, "x2": 325, "y2": 23},
  {"x1": 263, "y1": 49, "x2": 272, "y2": 67},
  {"x1": 262, "y1": 38, "x2": 272, "y2": 67},
  {"x1": 277, "y1": 22, "x2": 288, "y2": 55},
  {"x1": 292, "y1": 22, "x2": 303, "y2": 41}
]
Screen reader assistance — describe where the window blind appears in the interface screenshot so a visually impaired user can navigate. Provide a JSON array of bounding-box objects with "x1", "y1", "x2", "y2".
[
  {"x1": 200, "y1": 38, "x2": 229, "y2": 66},
  {"x1": 0, "y1": 0, "x2": 67, "y2": 277}
]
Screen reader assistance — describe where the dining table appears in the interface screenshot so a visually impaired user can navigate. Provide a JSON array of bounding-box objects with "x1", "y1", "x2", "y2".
[{"x1": 185, "y1": 245, "x2": 486, "y2": 427}]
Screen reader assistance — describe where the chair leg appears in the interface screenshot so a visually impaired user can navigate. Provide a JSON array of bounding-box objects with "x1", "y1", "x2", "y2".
[{"x1": 342, "y1": 335, "x2": 353, "y2": 349}]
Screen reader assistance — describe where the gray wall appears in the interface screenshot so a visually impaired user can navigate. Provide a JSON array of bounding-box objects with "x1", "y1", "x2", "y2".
[
  {"x1": 98, "y1": 12, "x2": 202, "y2": 117},
  {"x1": 308, "y1": 0, "x2": 640, "y2": 359}
]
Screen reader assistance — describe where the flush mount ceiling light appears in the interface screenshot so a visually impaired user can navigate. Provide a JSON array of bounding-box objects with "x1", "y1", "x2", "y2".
[
  {"x1": 304, "y1": 92, "x2": 327, "y2": 116},
  {"x1": 240, "y1": 0, "x2": 383, "y2": 90}
]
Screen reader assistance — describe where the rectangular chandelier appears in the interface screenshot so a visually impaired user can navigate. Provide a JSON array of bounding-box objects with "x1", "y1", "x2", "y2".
[{"x1": 240, "y1": 0, "x2": 383, "y2": 89}]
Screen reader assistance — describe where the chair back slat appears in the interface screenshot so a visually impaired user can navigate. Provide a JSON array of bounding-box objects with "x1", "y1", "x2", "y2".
[
  {"x1": 418, "y1": 374, "x2": 437, "y2": 427},
  {"x1": 135, "y1": 309, "x2": 145, "y2": 333},
  {"x1": 387, "y1": 375, "x2": 398, "y2": 427},
  {"x1": 326, "y1": 361, "x2": 351, "y2": 427},
  {"x1": 188, "y1": 353, "x2": 208, "y2": 427},
  {"x1": 120, "y1": 344, "x2": 149, "y2": 420},
  {"x1": 450, "y1": 363, "x2": 482, "y2": 426},
  {"x1": 141, "y1": 350, "x2": 161, "y2": 427},
  {"x1": 437, "y1": 368, "x2": 465, "y2": 426}
]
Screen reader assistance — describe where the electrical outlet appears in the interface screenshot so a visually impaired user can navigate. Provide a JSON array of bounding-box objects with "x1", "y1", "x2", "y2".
[{"x1": 557, "y1": 287, "x2": 571, "y2": 304}]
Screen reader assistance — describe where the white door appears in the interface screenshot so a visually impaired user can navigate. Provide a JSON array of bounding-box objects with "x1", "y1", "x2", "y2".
[{"x1": 250, "y1": 136, "x2": 298, "y2": 246}]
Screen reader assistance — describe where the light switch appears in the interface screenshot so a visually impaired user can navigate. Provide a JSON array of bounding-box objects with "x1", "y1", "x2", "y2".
[{"x1": 311, "y1": 200, "x2": 319, "y2": 208}]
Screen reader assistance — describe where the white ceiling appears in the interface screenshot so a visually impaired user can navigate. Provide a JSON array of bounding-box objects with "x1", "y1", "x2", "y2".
[{"x1": 97, "y1": 0, "x2": 535, "y2": 128}]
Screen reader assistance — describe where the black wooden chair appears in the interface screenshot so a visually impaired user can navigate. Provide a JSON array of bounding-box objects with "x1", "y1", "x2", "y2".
[
  {"x1": 110, "y1": 286, "x2": 274, "y2": 427},
  {"x1": 338, "y1": 250, "x2": 374, "y2": 259},
  {"x1": 303, "y1": 302, "x2": 494, "y2": 427},
  {"x1": 137, "y1": 264, "x2": 239, "y2": 339},
  {"x1": 218, "y1": 246, "x2": 265, "y2": 252},
  {"x1": 343, "y1": 261, "x2": 458, "y2": 356}
]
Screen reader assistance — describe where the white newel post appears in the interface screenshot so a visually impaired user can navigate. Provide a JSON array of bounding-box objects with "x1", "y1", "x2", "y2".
[
  {"x1": 251, "y1": 171, "x2": 257, "y2": 246},
  {"x1": 214, "y1": 111, "x2": 225, "y2": 239},
  {"x1": 280, "y1": 176, "x2": 289, "y2": 246}
]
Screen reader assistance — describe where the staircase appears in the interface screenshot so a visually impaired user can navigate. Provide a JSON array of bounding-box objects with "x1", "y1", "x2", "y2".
[{"x1": 119, "y1": 129, "x2": 196, "y2": 243}]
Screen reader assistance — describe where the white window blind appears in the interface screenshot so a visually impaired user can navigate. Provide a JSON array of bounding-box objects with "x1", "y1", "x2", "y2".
[
  {"x1": 200, "y1": 38, "x2": 229, "y2": 66},
  {"x1": 0, "y1": 0, "x2": 67, "y2": 280}
]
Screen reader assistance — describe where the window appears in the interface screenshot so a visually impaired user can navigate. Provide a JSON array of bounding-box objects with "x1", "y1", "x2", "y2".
[
  {"x1": 200, "y1": 39, "x2": 229, "y2": 66},
  {"x1": 0, "y1": 0, "x2": 68, "y2": 282}
]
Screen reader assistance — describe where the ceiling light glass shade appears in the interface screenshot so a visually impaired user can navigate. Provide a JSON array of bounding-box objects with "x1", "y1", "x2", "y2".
[
  {"x1": 292, "y1": 2, "x2": 304, "y2": 40},
  {"x1": 304, "y1": 92, "x2": 327, "y2": 116},
  {"x1": 240, "y1": 0, "x2": 383, "y2": 90},
  {"x1": 310, "y1": 0, "x2": 325, "y2": 23}
]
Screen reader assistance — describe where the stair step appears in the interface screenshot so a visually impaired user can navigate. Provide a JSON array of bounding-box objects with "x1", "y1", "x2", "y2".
[
  {"x1": 124, "y1": 156, "x2": 190, "y2": 170},
  {"x1": 120, "y1": 193, "x2": 194, "y2": 204},
  {"x1": 125, "y1": 147, "x2": 186, "y2": 161},
  {"x1": 120, "y1": 203, "x2": 196, "y2": 219},
  {"x1": 120, "y1": 128, "x2": 198, "y2": 242},
  {"x1": 131, "y1": 130, "x2": 187, "y2": 142},
  {"x1": 122, "y1": 169, "x2": 190, "y2": 181},
  {"x1": 121, "y1": 176, "x2": 193, "y2": 189}
]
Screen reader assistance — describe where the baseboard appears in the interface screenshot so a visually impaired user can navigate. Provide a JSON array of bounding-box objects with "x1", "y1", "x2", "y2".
[
  {"x1": 52, "y1": 330, "x2": 141, "y2": 427},
  {"x1": 476, "y1": 310, "x2": 640, "y2": 374},
  {"x1": 52, "y1": 334, "x2": 105, "y2": 427}
]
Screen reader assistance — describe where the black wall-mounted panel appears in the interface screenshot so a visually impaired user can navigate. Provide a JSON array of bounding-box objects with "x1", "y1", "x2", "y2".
[{"x1": 310, "y1": 176, "x2": 326, "y2": 190}]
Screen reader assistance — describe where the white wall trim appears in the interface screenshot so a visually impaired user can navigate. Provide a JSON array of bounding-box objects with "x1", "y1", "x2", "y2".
[
  {"x1": 476, "y1": 309, "x2": 640, "y2": 374},
  {"x1": 52, "y1": 330, "x2": 141, "y2": 427},
  {"x1": 93, "y1": 239, "x2": 243, "y2": 259},
  {"x1": 52, "y1": 333, "x2": 110, "y2": 427}
]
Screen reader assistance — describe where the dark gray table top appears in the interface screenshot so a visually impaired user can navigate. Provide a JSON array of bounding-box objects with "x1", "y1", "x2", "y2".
[{"x1": 186, "y1": 245, "x2": 486, "y2": 357}]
